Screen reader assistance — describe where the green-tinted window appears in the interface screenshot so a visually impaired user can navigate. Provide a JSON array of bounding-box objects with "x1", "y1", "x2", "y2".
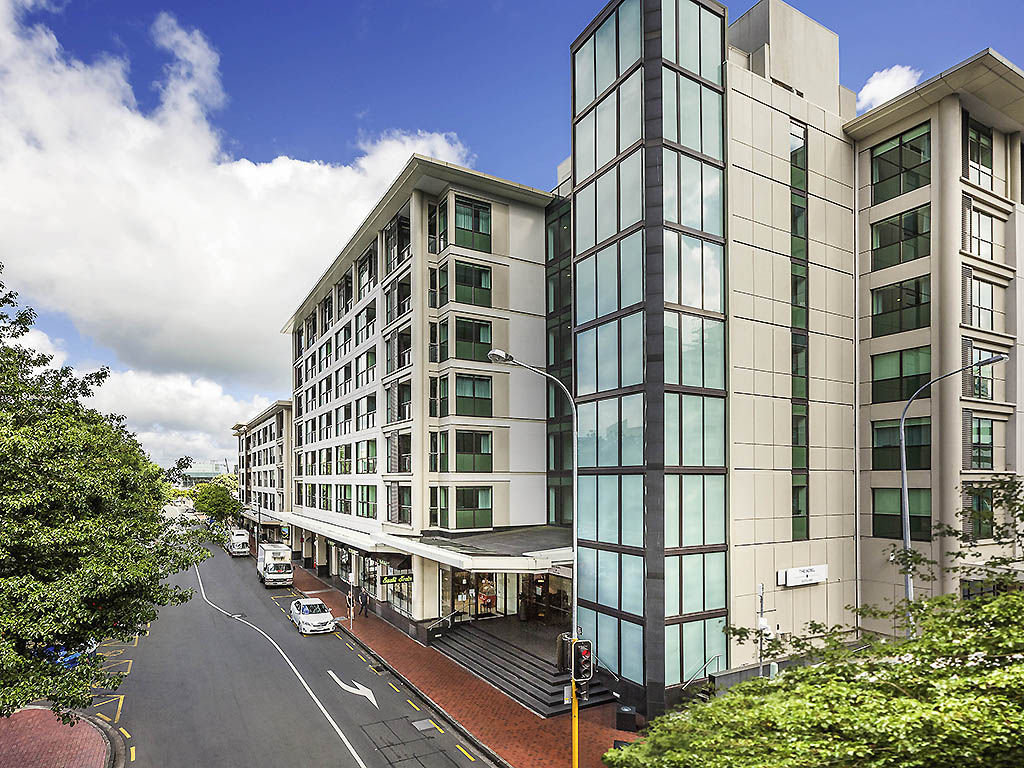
[
  {"x1": 972, "y1": 417, "x2": 994, "y2": 469},
  {"x1": 438, "y1": 262, "x2": 449, "y2": 307},
  {"x1": 664, "y1": 230, "x2": 723, "y2": 312},
  {"x1": 455, "y1": 486, "x2": 492, "y2": 528},
  {"x1": 791, "y1": 263, "x2": 808, "y2": 328},
  {"x1": 454, "y1": 197, "x2": 491, "y2": 252},
  {"x1": 664, "y1": 311, "x2": 724, "y2": 389},
  {"x1": 871, "y1": 346, "x2": 930, "y2": 403},
  {"x1": 662, "y1": 0, "x2": 722, "y2": 85},
  {"x1": 968, "y1": 120, "x2": 993, "y2": 189},
  {"x1": 791, "y1": 332, "x2": 808, "y2": 399},
  {"x1": 663, "y1": 67, "x2": 722, "y2": 161},
  {"x1": 872, "y1": 488, "x2": 931, "y2": 541},
  {"x1": 429, "y1": 486, "x2": 449, "y2": 528},
  {"x1": 791, "y1": 192, "x2": 807, "y2": 260},
  {"x1": 790, "y1": 121, "x2": 807, "y2": 189},
  {"x1": 665, "y1": 393, "x2": 724, "y2": 468},
  {"x1": 967, "y1": 487, "x2": 994, "y2": 540},
  {"x1": 454, "y1": 318, "x2": 491, "y2": 361},
  {"x1": 455, "y1": 431, "x2": 492, "y2": 472},
  {"x1": 972, "y1": 347, "x2": 996, "y2": 400},
  {"x1": 792, "y1": 475, "x2": 808, "y2": 541},
  {"x1": 871, "y1": 276, "x2": 930, "y2": 336},
  {"x1": 455, "y1": 374, "x2": 491, "y2": 417},
  {"x1": 871, "y1": 205, "x2": 930, "y2": 271},
  {"x1": 872, "y1": 417, "x2": 930, "y2": 470},
  {"x1": 871, "y1": 123, "x2": 931, "y2": 204},
  {"x1": 578, "y1": 394, "x2": 644, "y2": 468},
  {"x1": 792, "y1": 404, "x2": 808, "y2": 469},
  {"x1": 664, "y1": 474, "x2": 725, "y2": 548},
  {"x1": 454, "y1": 262, "x2": 491, "y2": 307},
  {"x1": 663, "y1": 147, "x2": 723, "y2": 237}
]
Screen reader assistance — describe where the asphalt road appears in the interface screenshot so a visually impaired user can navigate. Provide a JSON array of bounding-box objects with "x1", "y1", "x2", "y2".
[{"x1": 86, "y1": 546, "x2": 489, "y2": 768}]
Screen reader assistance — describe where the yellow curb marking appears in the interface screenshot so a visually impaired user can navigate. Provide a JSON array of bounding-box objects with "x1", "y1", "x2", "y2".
[
  {"x1": 357, "y1": 653, "x2": 368, "y2": 663},
  {"x1": 369, "y1": 666, "x2": 381, "y2": 676},
  {"x1": 130, "y1": 746, "x2": 136, "y2": 761},
  {"x1": 96, "y1": 713, "x2": 111, "y2": 722},
  {"x1": 388, "y1": 682, "x2": 401, "y2": 693},
  {"x1": 93, "y1": 695, "x2": 124, "y2": 722},
  {"x1": 407, "y1": 699, "x2": 420, "y2": 711},
  {"x1": 346, "y1": 643, "x2": 355, "y2": 651},
  {"x1": 456, "y1": 745, "x2": 476, "y2": 762},
  {"x1": 429, "y1": 719, "x2": 444, "y2": 734},
  {"x1": 119, "y1": 727, "x2": 131, "y2": 739}
]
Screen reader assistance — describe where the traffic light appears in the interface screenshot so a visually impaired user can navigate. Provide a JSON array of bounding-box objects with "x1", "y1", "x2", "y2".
[{"x1": 571, "y1": 638, "x2": 593, "y2": 682}]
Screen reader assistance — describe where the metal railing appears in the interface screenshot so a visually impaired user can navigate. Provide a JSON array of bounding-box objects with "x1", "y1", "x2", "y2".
[{"x1": 680, "y1": 654, "x2": 722, "y2": 693}]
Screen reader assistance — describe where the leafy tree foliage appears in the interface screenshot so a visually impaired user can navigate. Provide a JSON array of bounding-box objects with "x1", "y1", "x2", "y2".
[
  {"x1": 0, "y1": 271, "x2": 212, "y2": 719},
  {"x1": 210, "y1": 473, "x2": 237, "y2": 492},
  {"x1": 193, "y1": 482, "x2": 242, "y2": 526}
]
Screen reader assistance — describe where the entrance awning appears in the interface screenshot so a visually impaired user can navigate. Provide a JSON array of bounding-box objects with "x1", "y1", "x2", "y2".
[{"x1": 241, "y1": 507, "x2": 282, "y2": 525}]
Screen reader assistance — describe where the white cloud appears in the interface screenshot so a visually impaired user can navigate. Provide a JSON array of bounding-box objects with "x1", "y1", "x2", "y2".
[
  {"x1": 22, "y1": 328, "x2": 67, "y2": 367},
  {"x1": 856, "y1": 65, "x2": 923, "y2": 113}
]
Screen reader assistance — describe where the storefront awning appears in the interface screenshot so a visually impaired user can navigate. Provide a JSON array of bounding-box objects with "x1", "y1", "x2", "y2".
[{"x1": 241, "y1": 507, "x2": 282, "y2": 525}]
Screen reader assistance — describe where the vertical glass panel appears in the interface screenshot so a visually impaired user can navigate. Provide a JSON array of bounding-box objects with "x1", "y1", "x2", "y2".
[
  {"x1": 619, "y1": 230, "x2": 644, "y2": 307},
  {"x1": 578, "y1": 605, "x2": 597, "y2": 645},
  {"x1": 620, "y1": 311, "x2": 644, "y2": 387},
  {"x1": 663, "y1": 69, "x2": 678, "y2": 144},
  {"x1": 704, "y1": 318, "x2": 725, "y2": 389},
  {"x1": 576, "y1": 328, "x2": 597, "y2": 395},
  {"x1": 704, "y1": 475, "x2": 726, "y2": 545},
  {"x1": 705, "y1": 616, "x2": 727, "y2": 673},
  {"x1": 621, "y1": 475, "x2": 644, "y2": 547},
  {"x1": 578, "y1": 546, "x2": 597, "y2": 602},
  {"x1": 597, "y1": 166, "x2": 618, "y2": 244},
  {"x1": 664, "y1": 230, "x2": 680, "y2": 305},
  {"x1": 578, "y1": 475, "x2": 597, "y2": 541},
  {"x1": 680, "y1": 313, "x2": 703, "y2": 386},
  {"x1": 662, "y1": 0, "x2": 677, "y2": 65},
  {"x1": 699, "y1": 6, "x2": 723, "y2": 85},
  {"x1": 621, "y1": 393, "x2": 644, "y2": 465},
  {"x1": 619, "y1": 620, "x2": 643, "y2": 683},
  {"x1": 666, "y1": 623, "x2": 681, "y2": 686},
  {"x1": 597, "y1": 474, "x2": 619, "y2": 543},
  {"x1": 681, "y1": 394, "x2": 702, "y2": 466},
  {"x1": 682, "y1": 553, "x2": 704, "y2": 613},
  {"x1": 598, "y1": 611, "x2": 620, "y2": 674},
  {"x1": 701, "y1": 87, "x2": 723, "y2": 160},
  {"x1": 619, "y1": 149, "x2": 643, "y2": 230},
  {"x1": 665, "y1": 475, "x2": 680, "y2": 548},
  {"x1": 579, "y1": 402, "x2": 597, "y2": 467},
  {"x1": 702, "y1": 163, "x2": 724, "y2": 236},
  {"x1": 678, "y1": 152, "x2": 702, "y2": 231},
  {"x1": 597, "y1": 321, "x2": 619, "y2": 391},
  {"x1": 575, "y1": 110, "x2": 596, "y2": 182},
  {"x1": 596, "y1": 93, "x2": 617, "y2": 171},
  {"x1": 575, "y1": 182, "x2": 595, "y2": 254},
  {"x1": 595, "y1": 15, "x2": 617, "y2": 96},
  {"x1": 598, "y1": 397, "x2": 619, "y2": 466},
  {"x1": 621, "y1": 554, "x2": 644, "y2": 615},
  {"x1": 663, "y1": 148, "x2": 679, "y2": 224},
  {"x1": 596, "y1": 245, "x2": 618, "y2": 318},
  {"x1": 665, "y1": 311, "x2": 680, "y2": 385},
  {"x1": 682, "y1": 474, "x2": 704, "y2": 547},
  {"x1": 704, "y1": 551, "x2": 726, "y2": 610},
  {"x1": 618, "y1": 0, "x2": 641, "y2": 74},
  {"x1": 619, "y1": 69, "x2": 642, "y2": 151},
  {"x1": 704, "y1": 396, "x2": 725, "y2": 466},
  {"x1": 665, "y1": 555, "x2": 680, "y2": 616},
  {"x1": 576, "y1": 254, "x2": 596, "y2": 324},
  {"x1": 598, "y1": 549, "x2": 619, "y2": 608},
  {"x1": 682, "y1": 619, "x2": 705, "y2": 681},
  {"x1": 703, "y1": 242, "x2": 724, "y2": 312},
  {"x1": 665, "y1": 392, "x2": 680, "y2": 466},
  {"x1": 678, "y1": 0, "x2": 700, "y2": 76},
  {"x1": 574, "y1": 37, "x2": 595, "y2": 115},
  {"x1": 680, "y1": 234, "x2": 702, "y2": 308},
  {"x1": 679, "y1": 75, "x2": 700, "y2": 151}
]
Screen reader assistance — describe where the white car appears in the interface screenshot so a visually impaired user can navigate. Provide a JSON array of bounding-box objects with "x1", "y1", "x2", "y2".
[{"x1": 289, "y1": 598, "x2": 337, "y2": 634}]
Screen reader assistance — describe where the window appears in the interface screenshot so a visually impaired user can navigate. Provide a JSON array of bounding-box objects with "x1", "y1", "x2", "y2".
[
  {"x1": 792, "y1": 475, "x2": 808, "y2": 540},
  {"x1": 663, "y1": 230, "x2": 723, "y2": 312},
  {"x1": 455, "y1": 431, "x2": 492, "y2": 472},
  {"x1": 438, "y1": 200, "x2": 448, "y2": 251},
  {"x1": 575, "y1": 231, "x2": 644, "y2": 324},
  {"x1": 454, "y1": 262, "x2": 491, "y2": 307},
  {"x1": 872, "y1": 488, "x2": 931, "y2": 541},
  {"x1": 338, "y1": 485, "x2": 353, "y2": 514},
  {"x1": 455, "y1": 487, "x2": 492, "y2": 528},
  {"x1": 791, "y1": 332, "x2": 808, "y2": 400},
  {"x1": 663, "y1": 148, "x2": 723, "y2": 237},
  {"x1": 971, "y1": 278, "x2": 994, "y2": 330},
  {"x1": 356, "y1": 485, "x2": 377, "y2": 518},
  {"x1": 966, "y1": 487, "x2": 994, "y2": 540},
  {"x1": 578, "y1": 474, "x2": 644, "y2": 547},
  {"x1": 438, "y1": 263, "x2": 449, "y2": 307},
  {"x1": 573, "y1": 0, "x2": 641, "y2": 115},
  {"x1": 662, "y1": 67, "x2": 722, "y2": 161},
  {"x1": 664, "y1": 393, "x2": 724, "y2": 468},
  {"x1": 455, "y1": 375, "x2": 491, "y2": 417},
  {"x1": 579, "y1": 548, "x2": 645, "y2": 616},
  {"x1": 355, "y1": 303, "x2": 376, "y2": 345},
  {"x1": 575, "y1": 69, "x2": 643, "y2": 181},
  {"x1": 872, "y1": 417, "x2": 930, "y2": 470},
  {"x1": 429, "y1": 486, "x2": 449, "y2": 528},
  {"x1": 871, "y1": 123, "x2": 930, "y2": 204},
  {"x1": 790, "y1": 191, "x2": 807, "y2": 261},
  {"x1": 578, "y1": 394, "x2": 644, "y2": 468},
  {"x1": 968, "y1": 120, "x2": 993, "y2": 190},
  {"x1": 660, "y1": 0, "x2": 722, "y2": 84},
  {"x1": 971, "y1": 417, "x2": 993, "y2": 469},
  {"x1": 792, "y1": 404, "x2": 807, "y2": 469},
  {"x1": 972, "y1": 347, "x2": 995, "y2": 400},
  {"x1": 871, "y1": 276, "x2": 930, "y2": 336},
  {"x1": 355, "y1": 394, "x2": 375, "y2": 431},
  {"x1": 355, "y1": 439, "x2": 376, "y2": 474},
  {"x1": 357, "y1": 249, "x2": 377, "y2": 298},
  {"x1": 664, "y1": 312, "x2": 724, "y2": 389},
  {"x1": 871, "y1": 205, "x2": 930, "y2": 270},
  {"x1": 336, "y1": 444, "x2": 352, "y2": 475},
  {"x1": 429, "y1": 431, "x2": 448, "y2": 472},
  {"x1": 454, "y1": 318, "x2": 491, "y2": 362},
  {"x1": 970, "y1": 209, "x2": 993, "y2": 259},
  {"x1": 791, "y1": 263, "x2": 807, "y2": 328},
  {"x1": 454, "y1": 197, "x2": 491, "y2": 252},
  {"x1": 574, "y1": 149, "x2": 643, "y2": 254},
  {"x1": 871, "y1": 346, "x2": 930, "y2": 403},
  {"x1": 438, "y1": 319, "x2": 448, "y2": 361},
  {"x1": 790, "y1": 120, "x2": 807, "y2": 190},
  {"x1": 439, "y1": 375, "x2": 450, "y2": 418},
  {"x1": 665, "y1": 552, "x2": 725, "y2": 617},
  {"x1": 664, "y1": 474, "x2": 725, "y2": 548},
  {"x1": 575, "y1": 312, "x2": 644, "y2": 395}
]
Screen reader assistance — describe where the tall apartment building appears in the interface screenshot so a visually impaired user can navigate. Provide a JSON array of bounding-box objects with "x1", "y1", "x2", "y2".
[
  {"x1": 233, "y1": 400, "x2": 292, "y2": 541},
  {"x1": 237, "y1": 0, "x2": 1024, "y2": 719}
]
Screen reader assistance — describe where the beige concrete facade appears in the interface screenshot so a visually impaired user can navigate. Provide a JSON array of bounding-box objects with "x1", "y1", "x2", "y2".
[{"x1": 233, "y1": 399, "x2": 292, "y2": 526}]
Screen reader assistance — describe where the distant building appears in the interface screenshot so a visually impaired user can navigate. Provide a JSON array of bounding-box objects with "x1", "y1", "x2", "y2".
[
  {"x1": 233, "y1": 401, "x2": 292, "y2": 543},
  {"x1": 181, "y1": 460, "x2": 234, "y2": 487}
]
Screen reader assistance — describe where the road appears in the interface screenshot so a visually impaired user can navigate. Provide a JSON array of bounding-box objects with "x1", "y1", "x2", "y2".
[{"x1": 85, "y1": 546, "x2": 488, "y2": 768}]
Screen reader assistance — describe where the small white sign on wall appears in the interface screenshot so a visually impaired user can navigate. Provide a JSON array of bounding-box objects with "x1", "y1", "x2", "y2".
[{"x1": 777, "y1": 564, "x2": 828, "y2": 587}]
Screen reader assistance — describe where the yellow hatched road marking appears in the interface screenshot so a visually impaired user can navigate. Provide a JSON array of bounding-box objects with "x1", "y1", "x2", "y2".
[
  {"x1": 119, "y1": 727, "x2": 131, "y2": 739},
  {"x1": 346, "y1": 642, "x2": 355, "y2": 651},
  {"x1": 407, "y1": 699, "x2": 420, "y2": 711},
  {"x1": 357, "y1": 653, "x2": 368, "y2": 663},
  {"x1": 129, "y1": 746, "x2": 136, "y2": 761},
  {"x1": 91, "y1": 695, "x2": 124, "y2": 723},
  {"x1": 100, "y1": 659, "x2": 133, "y2": 675},
  {"x1": 96, "y1": 713, "x2": 111, "y2": 722},
  {"x1": 428, "y1": 719, "x2": 444, "y2": 734},
  {"x1": 98, "y1": 649, "x2": 123, "y2": 658},
  {"x1": 388, "y1": 682, "x2": 400, "y2": 693},
  {"x1": 456, "y1": 745, "x2": 476, "y2": 762},
  {"x1": 369, "y1": 666, "x2": 381, "y2": 676}
]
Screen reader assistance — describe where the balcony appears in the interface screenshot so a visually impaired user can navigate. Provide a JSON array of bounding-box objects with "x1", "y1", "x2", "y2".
[
  {"x1": 356, "y1": 457, "x2": 377, "y2": 474},
  {"x1": 336, "y1": 459, "x2": 352, "y2": 474},
  {"x1": 356, "y1": 365, "x2": 376, "y2": 389}
]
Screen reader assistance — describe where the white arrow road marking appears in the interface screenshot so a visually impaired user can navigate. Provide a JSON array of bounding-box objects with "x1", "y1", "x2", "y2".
[
  {"x1": 327, "y1": 670, "x2": 379, "y2": 708},
  {"x1": 194, "y1": 565, "x2": 367, "y2": 768}
]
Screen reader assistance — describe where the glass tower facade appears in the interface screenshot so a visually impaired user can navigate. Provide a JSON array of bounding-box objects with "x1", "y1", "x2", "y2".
[{"x1": 571, "y1": 0, "x2": 727, "y2": 715}]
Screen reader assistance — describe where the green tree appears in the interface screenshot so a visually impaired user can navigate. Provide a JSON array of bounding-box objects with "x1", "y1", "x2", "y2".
[
  {"x1": 193, "y1": 482, "x2": 242, "y2": 526},
  {"x1": 211, "y1": 473, "x2": 237, "y2": 492},
  {"x1": 0, "y1": 271, "x2": 212, "y2": 720}
]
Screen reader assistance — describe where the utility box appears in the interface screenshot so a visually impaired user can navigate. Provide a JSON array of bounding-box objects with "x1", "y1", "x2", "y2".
[
  {"x1": 555, "y1": 632, "x2": 572, "y2": 673},
  {"x1": 616, "y1": 705, "x2": 638, "y2": 732}
]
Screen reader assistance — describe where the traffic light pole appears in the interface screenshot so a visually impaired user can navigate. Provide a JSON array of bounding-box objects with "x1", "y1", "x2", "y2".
[{"x1": 571, "y1": 679, "x2": 579, "y2": 768}]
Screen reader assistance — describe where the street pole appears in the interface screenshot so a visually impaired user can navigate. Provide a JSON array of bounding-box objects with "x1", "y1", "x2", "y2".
[
  {"x1": 571, "y1": 678, "x2": 579, "y2": 768},
  {"x1": 898, "y1": 353, "x2": 1007, "y2": 635}
]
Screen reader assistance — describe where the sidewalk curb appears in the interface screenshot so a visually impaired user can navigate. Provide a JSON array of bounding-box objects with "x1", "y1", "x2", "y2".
[{"x1": 20, "y1": 705, "x2": 126, "y2": 768}]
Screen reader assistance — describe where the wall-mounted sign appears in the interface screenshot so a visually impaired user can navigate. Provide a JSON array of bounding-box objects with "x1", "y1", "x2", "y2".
[
  {"x1": 381, "y1": 574, "x2": 413, "y2": 585},
  {"x1": 777, "y1": 564, "x2": 828, "y2": 587}
]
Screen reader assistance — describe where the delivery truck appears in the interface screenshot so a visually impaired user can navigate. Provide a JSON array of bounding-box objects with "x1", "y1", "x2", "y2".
[
  {"x1": 225, "y1": 528, "x2": 250, "y2": 556},
  {"x1": 256, "y1": 543, "x2": 293, "y2": 587}
]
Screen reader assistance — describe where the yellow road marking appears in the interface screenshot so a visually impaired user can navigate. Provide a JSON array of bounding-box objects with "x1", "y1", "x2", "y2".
[
  {"x1": 369, "y1": 666, "x2": 381, "y2": 676},
  {"x1": 456, "y1": 745, "x2": 476, "y2": 762},
  {"x1": 101, "y1": 659, "x2": 133, "y2": 675},
  {"x1": 98, "y1": 649, "x2": 123, "y2": 658},
  {"x1": 357, "y1": 653, "x2": 368, "y2": 663},
  {"x1": 92, "y1": 695, "x2": 125, "y2": 724},
  {"x1": 388, "y1": 682, "x2": 400, "y2": 693},
  {"x1": 100, "y1": 636, "x2": 138, "y2": 648},
  {"x1": 119, "y1": 727, "x2": 131, "y2": 739},
  {"x1": 407, "y1": 699, "x2": 420, "y2": 711},
  {"x1": 346, "y1": 643, "x2": 355, "y2": 651},
  {"x1": 429, "y1": 719, "x2": 444, "y2": 734},
  {"x1": 130, "y1": 746, "x2": 136, "y2": 761},
  {"x1": 96, "y1": 713, "x2": 111, "y2": 722}
]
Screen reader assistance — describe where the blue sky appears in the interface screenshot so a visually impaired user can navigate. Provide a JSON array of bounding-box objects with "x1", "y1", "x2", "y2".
[{"x1": 4, "y1": 0, "x2": 1021, "y2": 465}]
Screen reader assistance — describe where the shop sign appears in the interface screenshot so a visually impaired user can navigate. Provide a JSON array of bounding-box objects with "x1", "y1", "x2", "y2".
[
  {"x1": 381, "y1": 574, "x2": 413, "y2": 585},
  {"x1": 777, "y1": 564, "x2": 827, "y2": 587}
]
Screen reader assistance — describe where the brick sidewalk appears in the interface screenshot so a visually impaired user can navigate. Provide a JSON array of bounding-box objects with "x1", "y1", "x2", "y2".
[
  {"x1": 292, "y1": 567, "x2": 639, "y2": 768},
  {"x1": 0, "y1": 708, "x2": 109, "y2": 768}
]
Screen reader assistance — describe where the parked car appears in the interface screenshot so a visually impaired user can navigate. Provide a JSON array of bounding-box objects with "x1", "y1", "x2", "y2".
[
  {"x1": 288, "y1": 598, "x2": 336, "y2": 634},
  {"x1": 36, "y1": 639, "x2": 99, "y2": 669}
]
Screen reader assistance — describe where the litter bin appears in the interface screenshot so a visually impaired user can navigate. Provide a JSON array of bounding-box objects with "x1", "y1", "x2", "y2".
[{"x1": 616, "y1": 705, "x2": 637, "y2": 732}]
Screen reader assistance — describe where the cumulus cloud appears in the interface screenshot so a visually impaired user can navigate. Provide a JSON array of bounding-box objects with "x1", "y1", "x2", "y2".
[
  {"x1": 856, "y1": 65, "x2": 923, "y2": 113},
  {"x1": 22, "y1": 328, "x2": 67, "y2": 367}
]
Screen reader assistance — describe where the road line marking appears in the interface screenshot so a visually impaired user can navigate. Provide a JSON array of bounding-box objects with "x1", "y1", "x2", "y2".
[
  {"x1": 456, "y1": 745, "x2": 476, "y2": 761},
  {"x1": 369, "y1": 666, "x2": 381, "y2": 676},
  {"x1": 119, "y1": 727, "x2": 131, "y2": 739},
  {"x1": 96, "y1": 713, "x2": 111, "y2": 722},
  {"x1": 346, "y1": 642, "x2": 355, "y2": 651},
  {"x1": 194, "y1": 564, "x2": 368, "y2": 768},
  {"x1": 100, "y1": 659, "x2": 133, "y2": 674},
  {"x1": 129, "y1": 746, "x2": 136, "y2": 762},
  {"x1": 429, "y1": 719, "x2": 444, "y2": 734},
  {"x1": 388, "y1": 682, "x2": 400, "y2": 693},
  {"x1": 407, "y1": 700, "x2": 420, "y2": 711},
  {"x1": 357, "y1": 653, "x2": 368, "y2": 663}
]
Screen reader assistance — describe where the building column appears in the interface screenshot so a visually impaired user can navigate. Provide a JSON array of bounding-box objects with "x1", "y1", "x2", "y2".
[{"x1": 1009, "y1": 132, "x2": 1022, "y2": 204}]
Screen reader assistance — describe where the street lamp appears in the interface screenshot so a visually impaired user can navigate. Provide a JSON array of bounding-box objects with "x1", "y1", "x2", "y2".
[{"x1": 898, "y1": 352, "x2": 1008, "y2": 630}]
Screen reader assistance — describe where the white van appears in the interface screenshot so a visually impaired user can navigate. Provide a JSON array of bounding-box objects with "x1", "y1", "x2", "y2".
[
  {"x1": 257, "y1": 543, "x2": 293, "y2": 587},
  {"x1": 225, "y1": 528, "x2": 250, "y2": 557}
]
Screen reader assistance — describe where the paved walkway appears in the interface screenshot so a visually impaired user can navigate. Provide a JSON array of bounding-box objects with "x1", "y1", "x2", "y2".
[
  {"x1": 0, "y1": 708, "x2": 109, "y2": 768},
  {"x1": 291, "y1": 567, "x2": 639, "y2": 768}
]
